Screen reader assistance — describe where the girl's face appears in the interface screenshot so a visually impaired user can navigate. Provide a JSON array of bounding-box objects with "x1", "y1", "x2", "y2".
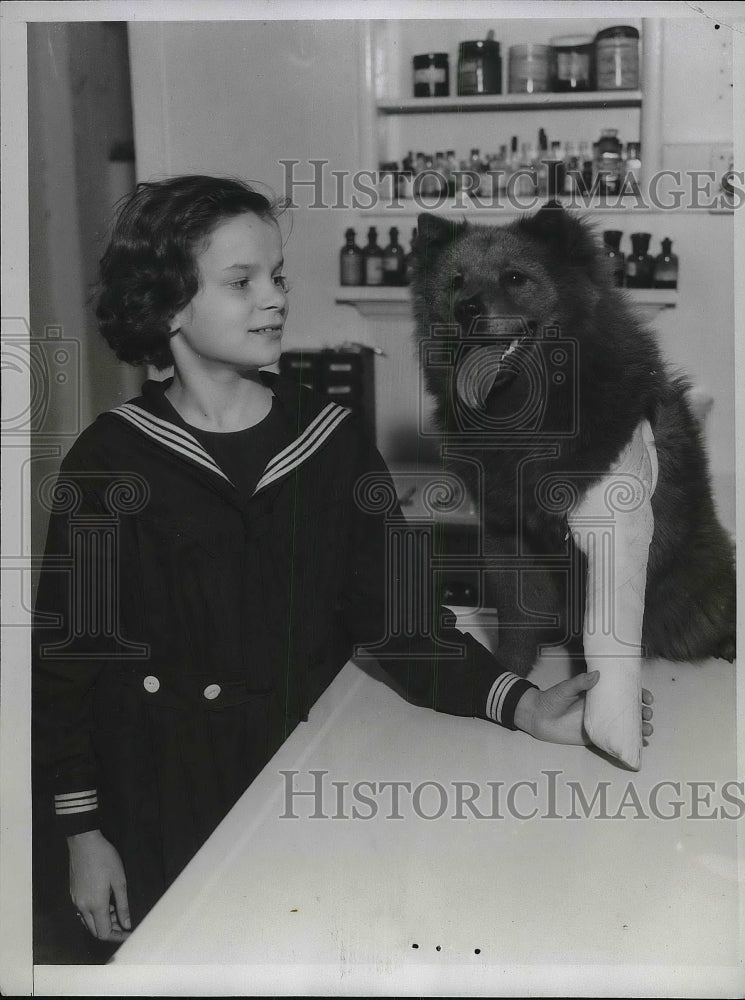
[{"x1": 169, "y1": 212, "x2": 288, "y2": 374}]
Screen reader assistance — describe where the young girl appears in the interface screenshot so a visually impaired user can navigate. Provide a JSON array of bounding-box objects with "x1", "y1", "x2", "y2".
[{"x1": 33, "y1": 175, "x2": 653, "y2": 954}]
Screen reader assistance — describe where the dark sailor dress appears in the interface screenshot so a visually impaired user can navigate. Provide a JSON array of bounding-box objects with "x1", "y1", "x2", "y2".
[{"x1": 33, "y1": 374, "x2": 535, "y2": 931}]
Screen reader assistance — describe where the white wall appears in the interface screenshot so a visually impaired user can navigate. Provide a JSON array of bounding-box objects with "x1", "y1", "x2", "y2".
[
  {"x1": 127, "y1": 16, "x2": 736, "y2": 493},
  {"x1": 128, "y1": 19, "x2": 368, "y2": 354}
]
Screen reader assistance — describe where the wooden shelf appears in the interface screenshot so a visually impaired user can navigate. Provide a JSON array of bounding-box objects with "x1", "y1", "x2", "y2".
[
  {"x1": 377, "y1": 91, "x2": 642, "y2": 115},
  {"x1": 348, "y1": 196, "x2": 705, "y2": 219},
  {"x1": 336, "y1": 285, "x2": 677, "y2": 318}
]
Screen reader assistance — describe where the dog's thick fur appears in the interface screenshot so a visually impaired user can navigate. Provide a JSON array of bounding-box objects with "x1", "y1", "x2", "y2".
[{"x1": 411, "y1": 203, "x2": 736, "y2": 677}]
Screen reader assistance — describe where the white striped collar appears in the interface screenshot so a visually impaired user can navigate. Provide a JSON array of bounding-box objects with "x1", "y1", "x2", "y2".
[{"x1": 111, "y1": 400, "x2": 351, "y2": 495}]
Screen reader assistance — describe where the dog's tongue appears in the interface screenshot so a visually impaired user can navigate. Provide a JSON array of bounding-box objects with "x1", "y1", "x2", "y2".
[{"x1": 455, "y1": 345, "x2": 505, "y2": 410}]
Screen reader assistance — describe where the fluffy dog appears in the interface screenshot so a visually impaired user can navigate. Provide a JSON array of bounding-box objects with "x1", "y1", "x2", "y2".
[{"x1": 410, "y1": 203, "x2": 736, "y2": 677}]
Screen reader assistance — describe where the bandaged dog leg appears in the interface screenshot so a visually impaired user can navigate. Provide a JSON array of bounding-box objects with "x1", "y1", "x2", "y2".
[{"x1": 567, "y1": 420, "x2": 658, "y2": 769}]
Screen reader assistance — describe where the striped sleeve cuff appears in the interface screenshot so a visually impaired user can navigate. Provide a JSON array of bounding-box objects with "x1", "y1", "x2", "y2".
[
  {"x1": 55, "y1": 789, "x2": 98, "y2": 816},
  {"x1": 485, "y1": 673, "x2": 537, "y2": 730},
  {"x1": 54, "y1": 789, "x2": 101, "y2": 834}
]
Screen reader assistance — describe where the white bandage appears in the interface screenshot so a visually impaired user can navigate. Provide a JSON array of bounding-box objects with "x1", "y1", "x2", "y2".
[{"x1": 567, "y1": 420, "x2": 657, "y2": 769}]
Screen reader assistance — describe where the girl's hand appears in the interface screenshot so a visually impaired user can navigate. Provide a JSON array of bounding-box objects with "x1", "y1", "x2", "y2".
[
  {"x1": 67, "y1": 829, "x2": 131, "y2": 941},
  {"x1": 514, "y1": 671, "x2": 654, "y2": 746}
]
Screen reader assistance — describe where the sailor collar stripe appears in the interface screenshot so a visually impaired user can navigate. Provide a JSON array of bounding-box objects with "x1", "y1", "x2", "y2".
[
  {"x1": 111, "y1": 400, "x2": 352, "y2": 495},
  {"x1": 254, "y1": 402, "x2": 351, "y2": 493},
  {"x1": 112, "y1": 403, "x2": 231, "y2": 482}
]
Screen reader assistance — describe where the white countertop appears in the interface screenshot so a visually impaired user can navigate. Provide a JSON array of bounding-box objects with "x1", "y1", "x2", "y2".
[{"x1": 37, "y1": 642, "x2": 742, "y2": 997}]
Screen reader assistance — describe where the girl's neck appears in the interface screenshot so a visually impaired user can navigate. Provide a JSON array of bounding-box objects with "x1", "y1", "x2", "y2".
[{"x1": 165, "y1": 368, "x2": 274, "y2": 432}]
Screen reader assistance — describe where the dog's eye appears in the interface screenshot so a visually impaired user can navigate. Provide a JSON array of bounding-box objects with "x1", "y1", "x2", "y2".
[
  {"x1": 504, "y1": 270, "x2": 527, "y2": 287},
  {"x1": 458, "y1": 299, "x2": 481, "y2": 318},
  {"x1": 450, "y1": 272, "x2": 464, "y2": 292}
]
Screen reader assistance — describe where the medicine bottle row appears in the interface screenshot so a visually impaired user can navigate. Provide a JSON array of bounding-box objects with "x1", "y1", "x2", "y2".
[
  {"x1": 380, "y1": 129, "x2": 641, "y2": 201},
  {"x1": 340, "y1": 227, "x2": 418, "y2": 287},
  {"x1": 604, "y1": 232, "x2": 679, "y2": 289}
]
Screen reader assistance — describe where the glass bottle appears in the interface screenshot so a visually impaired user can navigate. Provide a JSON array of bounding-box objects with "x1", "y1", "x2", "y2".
[
  {"x1": 340, "y1": 228, "x2": 364, "y2": 286},
  {"x1": 419, "y1": 155, "x2": 443, "y2": 198},
  {"x1": 468, "y1": 148, "x2": 482, "y2": 196},
  {"x1": 596, "y1": 128, "x2": 623, "y2": 196},
  {"x1": 446, "y1": 150, "x2": 458, "y2": 197},
  {"x1": 653, "y1": 238, "x2": 679, "y2": 289},
  {"x1": 363, "y1": 227, "x2": 384, "y2": 286},
  {"x1": 579, "y1": 141, "x2": 594, "y2": 194},
  {"x1": 602, "y1": 230, "x2": 625, "y2": 287},
  {"x1": 503, "y1": 136, "x2": 519, "y2": 195},
  {"x1": 622, "y1": 141, "x2": 642, "y2": 194},
  {"x1": 535, "y1": 129, "x2": 549, "y2": 196},
  {"x1": 492, "y1": 144, "x2": 510, "y2": 194},
  {"x1": 515, "y1": 143, "x2": 537, "y2": 198},
  {"x1": 435, "y1": 150, "x2": 448, "y2": 195},
  {"x1": 625, "y1": 232, "x2": 654, "y2": 288},
  {"x1": 546, "y1": 140, "x2": 566, "y2": 197},
  {"x1": 382, "y1": 227, "x2": 406, "y2": 286},
  {"x1": 564, "y1": 140, "x2": 581, "y2": 195}
]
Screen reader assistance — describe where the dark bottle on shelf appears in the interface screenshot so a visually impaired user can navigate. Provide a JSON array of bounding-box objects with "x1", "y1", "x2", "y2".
[
  {"x1": 340, "y1": 228, "x2": 364, "y2": 286},
  {"x1": 363, "y1": 227, "x2": 385, "y2": 286},
  {"x1": 402, "y1": 227, "x2": 417, "y2": 286},
  {"x1": 625, "y1": 232, "x2": 654, "y2": 288},
  {"x1": 546, "y1": 141, "x2": 566, "y2": 198},
  {"x1": 603, "y1": 230, "x2": 625, "y2": 287},
  {"x1": 382, "y1": 227, "x2": 406, "y2": 286},
  {"x1": 580, "y1": 141, "x2": 594, "y2": 194},
  {"x1": 653, "y1": 238, "x2": 679, "y2": 289},
  {"x1": 596, "y1": 128, "x2": 623, "y2": 196}
]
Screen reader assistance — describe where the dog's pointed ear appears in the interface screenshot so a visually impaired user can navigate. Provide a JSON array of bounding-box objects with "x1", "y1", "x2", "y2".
[
  {"x1": 518, "y1": 201, "x2": 599, "y2": 271},
  {"x1": 414, "y1": 213, "x2": 466, "y2": 256}
]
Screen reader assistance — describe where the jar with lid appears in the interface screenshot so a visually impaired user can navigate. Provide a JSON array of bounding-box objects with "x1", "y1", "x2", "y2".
[
  {"x1": 595, "y1": 26, "x2": 639, "y2": 91},
  {"x1": 508, "y1": 43, "x2": 552, "y2": 94},
  {"x1": 458, "y1": 35, "x2": 502, "y2": 95},
  {"x1": 413, "y1": 53, "x2": 449, "y2": 97},
  {"x1": 550, "y1": 34, "x2": 594, "y2": 91}
]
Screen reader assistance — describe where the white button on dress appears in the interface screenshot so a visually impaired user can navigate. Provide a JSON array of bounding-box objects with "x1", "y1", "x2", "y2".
[
  {"x1": 203, "y1": 683, "x2": 221, "y2": 701},
  {"x1": 143, "y1": 675, "x2": 160, "y2": 693}
]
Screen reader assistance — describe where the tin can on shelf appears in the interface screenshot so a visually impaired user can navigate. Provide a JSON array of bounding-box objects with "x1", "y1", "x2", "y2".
[
  {"x1": 457, "y1": 38, "x2": 502, "y2": 95},
  {"x1": 550, "y1": 34, "x2": 594, "y2": 91},
  {"x1": 595, "y1": 26, "x2": 640, "y2": 90},
  {"x1": 413, "y1": 52, "x2": 449, "y2": 97},
  {"x1": 508, "y1": 43, "x2": 552, "y2": 94}
]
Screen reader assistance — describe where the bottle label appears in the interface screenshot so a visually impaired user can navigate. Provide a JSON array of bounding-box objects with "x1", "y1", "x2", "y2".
[
  {"x1": 458, "y1": 59, "x2": 479, "y2": 93},
  {"x1": 341, "y1": 255, "x2": 363, "y2": 286},
  {"x1": 556, "y1": 51, "x2": 590, "y2": 83},
  {"x1": 414, "y1": 67, "x2": 446, "y2": 85},
  {"x1": 365, "y1": 257, "x2": 384, "y2": 285},
  {"x1": 383, "y1": 256, "x2": 400, "y2": 272},
  {"x1": 596, "y1": 41, "x2": 639, "y2": 89}
]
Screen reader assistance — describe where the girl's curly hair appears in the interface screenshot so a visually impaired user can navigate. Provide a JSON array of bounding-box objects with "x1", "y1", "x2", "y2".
[{"x1": 96, "y1": 175, "x2": 285, "y2": 369}]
